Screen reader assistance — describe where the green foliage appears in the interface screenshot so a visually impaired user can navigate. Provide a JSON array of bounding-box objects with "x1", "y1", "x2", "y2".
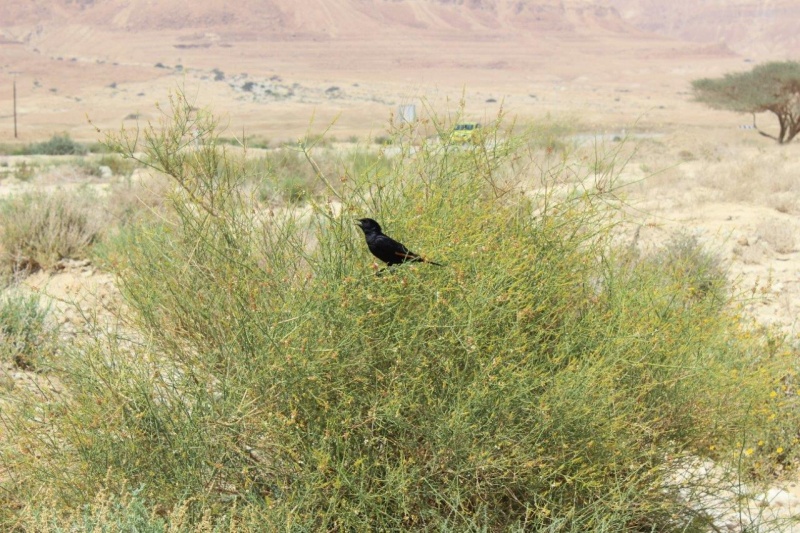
[
  {"x1": 250, "y1": 144, "x2": 389, "y2": 204},
  {"x1": 0, "y1": 189, "x2": 104, "y2": 274},
  {"x1": 373, "y1": 134, "x2": 393, "y2": 145},
  {"x1": 2, "y1": 92, "x2": 798, "y2": 530},
  {"x1": 645, "y1": 231, "x2": 728, "y2": 307},
  {"x1": 0, "y1": 136, "x2": 103, "y2": 157},
  {"x1": 13, "y1": 160, "x2": 37, "y2": 182},
  {"x1": 23, "y1": 133, "x2": 88, "y2": 155},
  {"x1": 0, "y1": 134, "x2": 111, "y2": 156},
  {"x1": 249, "y1": 147, "x2": 318, "y2": 203},
  {"x1": 78, "y1": 154, "x2": 139, "y2": 177},
  {"x1": 85, "y1": 141, "x2": 113, "y2": 154},
  {"x1": 692, "y1": 61, "x2": 800, "y2": 144},
  {"x1": 10, "y1": 485, "x2": 172, "y2": 531},
  {"x1": 526, "y1": 119, "x2": 575, "y2": 154},
  {"x1": 217, "y1": 135, "x2": 271, "y2": 149},
  {"x1": 0, "y1": 292, "x2": 56, "y2": 370},
  {"x1": 99, "y1": 175, "x2": 172, "y2": 234}
]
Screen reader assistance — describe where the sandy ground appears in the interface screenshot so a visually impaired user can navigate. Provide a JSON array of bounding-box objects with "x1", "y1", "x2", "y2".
[{"x1": 0, "y1": 18, "x2": 764, "y2": 145}]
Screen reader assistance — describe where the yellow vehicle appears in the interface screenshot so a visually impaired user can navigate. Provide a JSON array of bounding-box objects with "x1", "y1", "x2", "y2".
[{"x1": 450, "y1": 122, "x2": 481, "y2": 143}]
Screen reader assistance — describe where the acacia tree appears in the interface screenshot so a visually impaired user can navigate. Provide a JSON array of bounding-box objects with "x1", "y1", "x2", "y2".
[{"x1": 692, "y1": 61, "x2": 800, "y2": 144}]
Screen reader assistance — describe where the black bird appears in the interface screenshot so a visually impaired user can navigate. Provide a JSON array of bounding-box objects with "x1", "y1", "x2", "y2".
[{"x1": 355, "y1": 218, "x2": 443, "y2": 267}]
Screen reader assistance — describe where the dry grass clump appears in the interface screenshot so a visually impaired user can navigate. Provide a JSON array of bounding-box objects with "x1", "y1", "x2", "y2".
[
  {"x1": 0, "y1": 189, "x2": 105, "y2": 276},
  {"x1": 2, "y1": 93, "x2": 799, "y2": 531},
  {"x1": 0, "y1": 167, "x2": 169, "y2": 280},
  {"x1": 755, "y1": 219, "x2": 798, "y2": 254},
  {"x1": 101, "y1": 172, "x2": 173, "y2": 229},
  {"x1": 696, "y1": 148, "x2": 800, "y2": 214}
]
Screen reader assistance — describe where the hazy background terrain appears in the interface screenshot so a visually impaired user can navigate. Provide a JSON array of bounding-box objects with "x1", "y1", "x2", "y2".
[{"x1": 2, "y1": 0, "x2": 798, "y2": 142}]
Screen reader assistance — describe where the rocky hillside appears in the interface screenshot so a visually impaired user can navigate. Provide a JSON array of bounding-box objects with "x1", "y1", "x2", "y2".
[
  {"x1": 0, "y1": 0, "x2": 660, "y2": 82},
  {"x1": 3, "y1": 0, "x2": 797, "y2": 57},
  {"x1": 616, "y1": 0, "x2": 800, "y2": 56},
  {"x1": 2, "y1": 1, "x2": 636, "y2": 36}
]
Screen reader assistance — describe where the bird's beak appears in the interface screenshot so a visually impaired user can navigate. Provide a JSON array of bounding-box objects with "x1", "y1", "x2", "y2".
[{"x1": 354, "y1": 219, "x2": 362, "y2": 227}]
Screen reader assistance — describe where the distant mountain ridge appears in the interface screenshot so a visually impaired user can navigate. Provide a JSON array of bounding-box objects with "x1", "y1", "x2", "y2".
[
  {"x1": 2, "y1": 1, "x2": 630, "y2": 35},
  {"x1": 617, "y1": 0, "x2": 800, "y2": 56},
  {"x1": 2, "y1": 0, "x2": 798, "y2": 56}
]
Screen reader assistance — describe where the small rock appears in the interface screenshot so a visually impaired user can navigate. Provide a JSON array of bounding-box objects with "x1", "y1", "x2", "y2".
[
  {"x1": 760, "y1": 487, "x2": 800, "y2": 509},
  {"x1": 56, "y1": 258, "x2": 91, "y2": 270}
]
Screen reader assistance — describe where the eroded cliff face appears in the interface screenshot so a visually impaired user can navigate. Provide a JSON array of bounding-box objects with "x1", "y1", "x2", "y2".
[
  {"x1": 614, "y1": 0, "x2": 800, "y2": 55},
  {"x1": 4, "y1": 0, "x2": 797, "y2": 56}
]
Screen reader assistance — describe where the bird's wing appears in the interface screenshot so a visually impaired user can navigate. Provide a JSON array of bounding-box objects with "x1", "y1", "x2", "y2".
[
  {"x1": 393, "y1": 249, "x2": 420, "y2": 260},
  {"x1": 370, "y1": 234, "x2": 420, "y2": 263},
  {"x1": 384, "y1": 237, "x2": 419, "y2": 259}
]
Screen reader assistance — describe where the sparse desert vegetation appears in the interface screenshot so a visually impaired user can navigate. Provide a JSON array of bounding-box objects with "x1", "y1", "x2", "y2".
[
  {"x1": 1, "y1": 93, "x2": 799, "y2": 531},
  {"x1": 693, "y1": 61, "x2": 800, "y2": 145}
]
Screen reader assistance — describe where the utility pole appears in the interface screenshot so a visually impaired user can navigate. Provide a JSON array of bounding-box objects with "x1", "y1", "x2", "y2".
[
  {"x1": 10, "y1": 72, "x2": 20, "y2": 139},
  {"x1": 13, "y1": 77, "x2": 17, "y2": 139}
]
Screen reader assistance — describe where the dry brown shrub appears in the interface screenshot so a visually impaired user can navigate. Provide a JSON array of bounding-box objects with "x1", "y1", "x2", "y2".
[
  {"x1": 756, "y1": 219, "x2": 798, "y2": 254},
  {"x1": 0, "y1": 189, "x2": 105, "y2": 275}
]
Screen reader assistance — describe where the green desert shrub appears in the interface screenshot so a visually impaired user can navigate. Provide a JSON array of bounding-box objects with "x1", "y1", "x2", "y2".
[
  {"x1": 24, "y1": 133, "x2": 88, "y2": 156},
  {"x1": 0, "y1": 292, "x2": 56, "y2": 370},
  {"x1": 13, "y1": 160, "x2": 37, "y2": 182},
  {"x1": 250, "y1": 147, "x2": 318, "y2": 203},
  {"x1": 525, "y1": 116, "x2": 576, "y2": 154},
  {"x1": 78, "y1": 153, "x2": 139, "y2": 178},
  {"x1": 250, "y1": 144, "x2": 389, "y2": 204},
  {"x1": 2, "y1": 93, "x2": 798, "y2": 531},
  {"x1": 0, "y1": 134, "x2": 92, "y2": 157},
  {"x1": 649, "y1": 231, "x2": 728, "y2": 306}
]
